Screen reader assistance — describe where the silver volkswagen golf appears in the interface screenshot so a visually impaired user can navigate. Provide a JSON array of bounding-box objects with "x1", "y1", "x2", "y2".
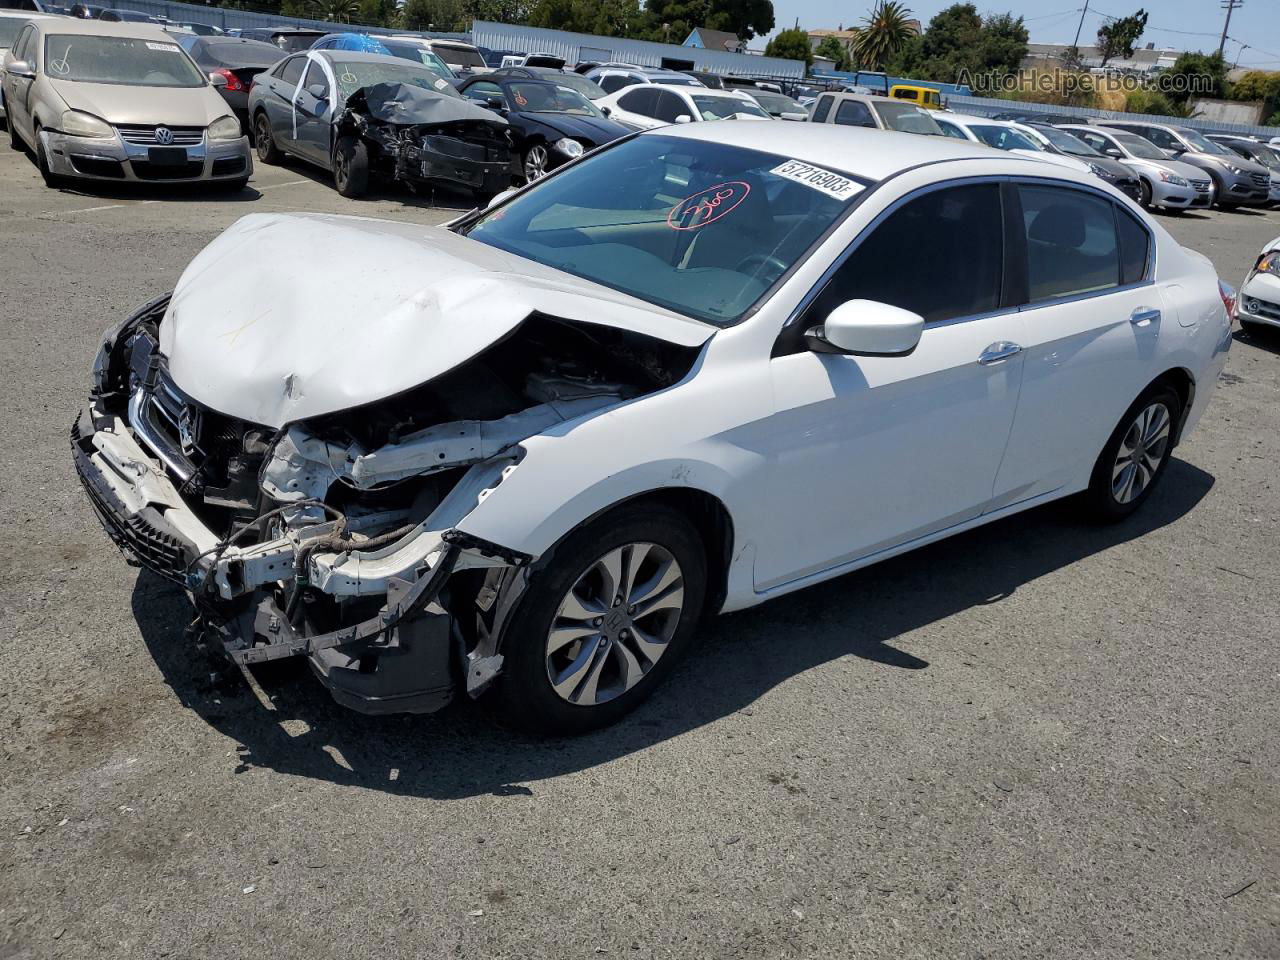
[{"x1": 2, "y1": 18, "x2": 252, "y2": 189}]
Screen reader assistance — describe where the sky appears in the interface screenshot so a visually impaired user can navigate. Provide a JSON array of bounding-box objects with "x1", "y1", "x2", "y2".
[{"x1": 760, "y1": 1, "x2": 1280, "y2": 70}]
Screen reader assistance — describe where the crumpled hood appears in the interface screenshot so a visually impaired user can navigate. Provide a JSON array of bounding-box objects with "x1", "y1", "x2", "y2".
[
  {"x1": 160, "y1": 212, "x2": 714, "y2": 427},
  {"x1": 50, "y1": 79, "x2": 231, "y2": 127}
]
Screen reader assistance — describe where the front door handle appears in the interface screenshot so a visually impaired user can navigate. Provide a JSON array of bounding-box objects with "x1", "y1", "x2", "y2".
[
  {"x1": 977, "y1": 341, "x2": 1023, "y2": 365},
  {"x1": 1130, "y1": 306, "x2": 1161, "y2": 327}
]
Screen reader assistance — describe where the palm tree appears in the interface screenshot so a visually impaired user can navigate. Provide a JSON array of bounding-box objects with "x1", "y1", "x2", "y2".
[
  {"x1": 851, "y1": 1, "x2": 914, "y2": 71},
  {"x1": 310, "y1": 0, "x2": 359, "y2": 22}
]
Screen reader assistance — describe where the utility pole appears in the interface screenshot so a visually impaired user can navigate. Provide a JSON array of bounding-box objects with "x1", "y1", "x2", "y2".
[
  {"x1": 1218, "y1": 0, "x2": 1242, "y2": 58},
  {"x1": 1072, "y1": 0, "x2": 1090, "y2": 50},
  {"x1": 1232, "y1": 42, "x2": 1247, "y2": 69}
]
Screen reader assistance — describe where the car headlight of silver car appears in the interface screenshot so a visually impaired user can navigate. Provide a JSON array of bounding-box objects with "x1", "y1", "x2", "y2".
[
  {"x1": 1158, "y1": 170, "x2": 1189, "y2": 187},
  {"x1": 60, "y1": 109, "x2": 114, "y2": 139},
  {"x1": 553, "y1": 137, "x2": 584, "y2": 157},
  {"x1": 207, "y1": 115, "x2": 243, "y2": 141}
]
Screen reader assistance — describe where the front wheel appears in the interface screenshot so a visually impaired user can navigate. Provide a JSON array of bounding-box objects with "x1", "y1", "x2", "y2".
[
  {"x1": 1084, "y1": 385, "x2": 1182, "y2": 521},
  {"x1": 34, "y1": 128, "x2": 65, "y2": 189},
  {"x1": 333, "y1": 134, "x2": 369, "y2": 198},
  {"x1": 490, "y1": 503, "x2": 708, "y2": 735},
  {"x1": 1137, "y1": 178, "x2": 1152, "y2": 209},
  {"x1": 522, "y1": 143, "x2": 549, "y2": 183}
]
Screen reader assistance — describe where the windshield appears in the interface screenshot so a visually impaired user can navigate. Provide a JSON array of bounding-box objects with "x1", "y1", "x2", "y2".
[
  {"x1": 873, "y1": 101, "x2": 942, "y2": 135},
  {"x1": 692, "y1": 94, "x2": 768, "y2": 120},
  {"x1": 432, "y1": 43, "x2": 484, "y2": 69},
  {"x1": 1113, "y1": 131, "x2": 1167, "y2": 160},
  {"x1": 0, "y1": 17, "x2": 32, "y2": 47},
  {"x1": 380, "y1": 41, "x2": 458, "y2": 81},
  {"x1": 971, "y1": 124, "x2": 1039, "y2": 151},
  {"x1": 533, "y1": 69, "x2": 604, "y2": 100},
  {"x1": 752, "y1": 91, "x2": 803, "y2": 114},
  {"x1": 332, "y1": 58, "x2": 458, "y2": 99},
  {"x1": 1035, "y1": 125, "x2": 1101, "y2": 157},
  {"x1": 508, "y1": 82, "x2": 602, "y2": 116},
  {"x1": 43, "y1": 34, "x2": 206, "y2": 86},
  {"x1": 464, "y1": 135, "x2": 867, "y2": 325},
  {"x1": 1178, "y1": 128, "x2": 1227, "y2": 154}
]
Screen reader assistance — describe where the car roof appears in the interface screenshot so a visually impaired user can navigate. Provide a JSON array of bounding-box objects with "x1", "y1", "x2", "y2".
[
  {"x1": 942, "y1": 114, "x2": 1012, "y2": 128},
  {"x1": 30, "y1": 17, "x2": 173, "y2": 39},
  {"x1": 0, "y1": 9, "x2": 52, "y2": 17},
  {"x1": 310, "y1": 49, "x2": 411, "y2": 65},
  {"x1": 652, "y1": 121, "x2": 1000, "y2": 181}
]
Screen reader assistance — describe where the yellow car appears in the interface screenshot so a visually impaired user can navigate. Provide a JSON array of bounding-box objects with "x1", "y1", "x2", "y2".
[{"x1": 890, "y1": 84, "x2": 942, "y2": 110}]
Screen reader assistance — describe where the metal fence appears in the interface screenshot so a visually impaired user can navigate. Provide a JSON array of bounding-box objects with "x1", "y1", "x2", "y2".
[
  {"x1": 470, "y1": 20, "x2": 805, "y2": 80},
  {"x1": 93, "y1": 0, "x2": 470, "y2": 40},
  {"x1": 946, "y1": 94, "x2": 1280, "y2": 139}
]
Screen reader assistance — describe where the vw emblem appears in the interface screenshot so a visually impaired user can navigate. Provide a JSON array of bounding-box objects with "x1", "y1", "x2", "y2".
[
  {"x1": 177, "y1": 404, "x2": 199, "y2": 456},
  {"x1": 153, "y1": 126, "x2": 174, "y2": 145}
]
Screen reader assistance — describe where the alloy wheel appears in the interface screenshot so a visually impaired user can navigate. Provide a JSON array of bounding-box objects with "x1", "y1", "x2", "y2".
[
  {"x1": 524, "y1": 144, "x2": 549, "y2": 182},
  {"x1": 544, "y1": 542, "x2": 685, "y2": 706},
  {"x1": 254, "y1": 116, "x2": 273, "y2": 161},
  {"x1": 1112, "y1": 401, "x2": 1171, "y2": 504}
]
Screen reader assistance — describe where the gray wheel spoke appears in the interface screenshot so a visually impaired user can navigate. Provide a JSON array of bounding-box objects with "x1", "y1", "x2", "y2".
[
  {"x1": 557, "y1": 588, "x2": 605, "y2": 623},
  {"x1": 547, "y1": 623, "x2": 599, "y2": 655},
  {"x1": 628, "y1": 624, "x2": 667, "y2": 664},
  {"x1": 635, "y1": 583, "x2": 684, "y2": 619},
  {"x1": 552, "y1": 636, "x2": 607, "y2": 703},
  {"x1": 612, "y1": 640, "x2": 645, "y2": 691},
  {"x1": 595, "y1": 547, "x2": 624, "y2": 605},
  {"x1": 629, "y1": 552, "x2": 679, "y2": 606},
  {"x1": 619, "y1": 542, "x2": 653, "y2": 606}
]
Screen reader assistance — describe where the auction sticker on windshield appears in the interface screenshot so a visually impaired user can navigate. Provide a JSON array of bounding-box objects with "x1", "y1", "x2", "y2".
[{"x1": 770, "y1": 160, "x2": 863, "y2": 200}]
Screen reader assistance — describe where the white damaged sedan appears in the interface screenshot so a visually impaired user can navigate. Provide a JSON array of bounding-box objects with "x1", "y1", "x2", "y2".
[{"x1": 74, "y1": 124, "x2": 1233, "y2": 733}]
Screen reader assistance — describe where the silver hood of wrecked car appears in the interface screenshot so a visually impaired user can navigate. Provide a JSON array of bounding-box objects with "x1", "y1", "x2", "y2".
[{"x1": 159, "y1": 212, "x2": 715, "y2": 427}]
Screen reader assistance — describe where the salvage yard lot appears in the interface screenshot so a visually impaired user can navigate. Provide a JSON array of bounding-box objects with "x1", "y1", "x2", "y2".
[{"x1": 1, "y1": 144, "x2": 1279, "y2": 959}]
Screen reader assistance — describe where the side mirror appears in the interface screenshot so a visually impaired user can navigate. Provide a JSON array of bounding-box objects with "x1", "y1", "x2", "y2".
[
  {"x1": 806, "y1": 299, "x2": 924, "y2": 357},
  {"x1": 600, "y1": 105, "x2": 611, "y2": 117},
  {"x1": 6, "y1": 60, "x2": 35, "y2": 80},
  {"x1": 1103, "y1": 146, "x2": 1122, "y2": 159},
  {"x1": 307, "y1": 83, "x2": 327, "y2": 101},
  {"x1": 674, "y1": 114, "x2": 692, "y2": 124},
  {"x1": 485, "y1": 95, "x2": 506, "y2": 111},
  {"x1": 208, "y1": 71, "x2": 228, "y2": 87}
]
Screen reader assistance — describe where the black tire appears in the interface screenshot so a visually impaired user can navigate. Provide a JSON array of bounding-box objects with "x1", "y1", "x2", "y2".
[
  {"x1": 1137, "y1": 178, "x2": 1152, "y2": 209},
  {"x1": 333, "y1": 134, "x2": 368, "y2": 198},
  {"x1": 489, "y1": 503, "x2": 708, "y2": 736},
  {"x1": 1083, "y1": 384, "x2": 1182, "y2": 522},
  {"x1": 253, "y1": 111, "x2": 281, "y2": 165},
  {"x1": 34, "y1": 127, "x2": 65, "y2": 189}
]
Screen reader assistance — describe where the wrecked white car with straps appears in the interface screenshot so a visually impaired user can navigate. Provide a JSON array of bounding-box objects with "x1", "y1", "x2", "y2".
[{"x1": 74, "y1": 123, "x2": 1230, "y2": 733}]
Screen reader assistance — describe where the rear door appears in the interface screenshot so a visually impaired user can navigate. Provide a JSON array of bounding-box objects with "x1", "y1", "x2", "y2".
[{"x1": 992, "y1": 181, "x2": 1162, "y2": 504}]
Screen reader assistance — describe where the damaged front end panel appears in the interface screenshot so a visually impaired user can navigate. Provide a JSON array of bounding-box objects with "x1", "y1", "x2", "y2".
[
  {"x1": 338, "y1": 82, "x2": 515, "y2": 198},
  {"x1": 74, "y1": 295, "x2": 699, "y2": 715}
]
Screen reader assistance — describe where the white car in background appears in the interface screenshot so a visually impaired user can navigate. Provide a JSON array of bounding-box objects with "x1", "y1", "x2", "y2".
[
  {"x1": 73, "y1": 124, "x2": 1231, "y2": 734},
  {"x1": 1059, "y1": 124, "x2": 1214, "y2": 210},
  {"x1": 1237, "y1": 236, "x2": 1280, "y2": 335},
  {"x1": 934, "y1": 113, "x2": 1092, "y2": 174},
  {"x1": 0, "y1": 9, "x2": 49, "y2": 125},
  {"x1": 596, "y1": 83, "x2": 771, "y2": 129}
]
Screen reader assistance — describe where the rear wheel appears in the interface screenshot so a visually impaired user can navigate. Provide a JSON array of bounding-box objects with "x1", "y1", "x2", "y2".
[
  {"x1": 490, "y1": 503, "x2": 708, "y2": 735},
  {"x1": 253, "y1": 112, "x2": 281, "y2": 164},
  {"x1": 333, "y1": 135, "x2": 368, "y2": 198},
  {"x1": 1084, "y1": 384, "x2": 1182, "y2": 521}
]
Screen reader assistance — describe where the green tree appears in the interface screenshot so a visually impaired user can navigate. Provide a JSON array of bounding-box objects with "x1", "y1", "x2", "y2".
[
  {"x1": 402, "y1": 0, "x2": 465, "y2": 29},
  {"x1": 851, "y1": 0, "x2": 914, "y2": 71},
  {"x1": 815, "y1": 34, "x2": 851, "y2": 70},
  {"x1": 976, "y1": 12, "x2": 1027, "y2": 75},
  {"x1": 310, "y1": 0, "x2": 359, "y2": 21},
  {"x1": 884, "y1": 4, "x2": 1025, "y2": 86},
  {"x1": 1125, "y1": 89, "x2": 1190, "y2": 117},
  {"x1": 1164, "y1": 51, "x2": 1226, "y2": 104},
  {"x1": 764, "y1": 27, "x2": 813, "y2": 66},
  {"x1": 643, "y1": 0, "x2": 774, "y2": 43},
  {"x1": 1096, "y1": 9, "x2": 1147, "y2": 66}
]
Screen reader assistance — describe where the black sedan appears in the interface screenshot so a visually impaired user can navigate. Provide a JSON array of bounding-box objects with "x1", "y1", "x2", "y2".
[
  {"x1": 177, "y1": 34, "x2": 284, "y2": 133},
  {"x1": 489, "y1": 66, "x2": 608, "y2": 101},
  {"x1": 456, "y1": 76, "x2": 630, "y2": 182}
]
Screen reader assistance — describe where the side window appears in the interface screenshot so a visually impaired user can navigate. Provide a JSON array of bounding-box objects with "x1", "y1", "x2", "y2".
[
  {"x1": 937, "y1": 120, "x2": 968, "y2": 140},
  {"x1": 599, "y1": 73, "x2": 634, "y2": 94},
  {"x1": 1019, "y1": 184, "x2": 1120, "y2": 302},
  {"x1": 618, "y1": 87, "x2": 658, "y2": 116},
  {"x1": 463, "y1": 80, "x2": 502, "y2": 101},
  {"x1": 811, "y1": 94, "x2": 833, "y2": 123},
  {"x1": 278, "y1": 56, "x2": 305, "y2": 86},
  {"x1": 302, "y1": 61, "x2": 329, "y2": 98},
  {"x1": 1078, "y1": 132, "x2": 1107, "y2": 152},
  {"x1": 803, "y1": 183, "x2": 1004, "y2": 326},
  {"x1": 834, "y1": 99, "x2": 875, "y2": 128},
  {"x1": 12, "y1": 25, "x2": 33, "y2": 62},
  {"x1": 893, "y1": 88, "x2": 916, "y2": 101},
  {"x1": 1138, "y1": 126, "x2": 1177, "y2": 151},
  {"x1": 1116, "y1": 207, "x2": 1150, "y2": 285},
  {"x1": 652, "y1": 89, "x2": 684, "y2": 123}
]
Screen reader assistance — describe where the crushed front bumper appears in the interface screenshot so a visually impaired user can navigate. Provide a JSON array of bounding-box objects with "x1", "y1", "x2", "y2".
[{"x1": 71, "y1": 402, "x2": 470, "y2": 715}]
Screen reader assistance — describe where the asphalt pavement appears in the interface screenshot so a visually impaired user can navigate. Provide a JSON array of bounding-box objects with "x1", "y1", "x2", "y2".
[{"x1": 1, "y1": 142, "x2": 1278, "y2": 960}]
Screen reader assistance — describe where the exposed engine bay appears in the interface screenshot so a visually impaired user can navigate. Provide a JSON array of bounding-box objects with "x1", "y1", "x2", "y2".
[
  {"x1": 337, "y1": 82, "x2": 514, "y2": 198},
  {"x1": 74, "y1": 291, "x2": 700, "y2": 714}
]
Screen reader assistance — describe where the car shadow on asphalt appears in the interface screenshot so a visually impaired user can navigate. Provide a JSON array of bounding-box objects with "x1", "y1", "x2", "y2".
[
  {"x1": 265, "y1": 154, "x2": 480, "y2": 212},
  {"x1": 1233, "y1": 325, "x2": 1280, "y2": 354},
  {"x1": 130, "y1": 458, "x2": 1215, "y2": 800}
]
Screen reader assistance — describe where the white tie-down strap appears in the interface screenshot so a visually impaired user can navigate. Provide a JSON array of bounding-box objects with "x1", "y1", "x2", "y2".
[{"x1": 292, "y1": 51, "x2": 338, "y2": 139}]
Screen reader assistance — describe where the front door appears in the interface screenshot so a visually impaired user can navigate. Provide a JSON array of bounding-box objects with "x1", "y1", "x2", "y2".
[
  {"x1": 291, "y1": 58, "x2": 333, "y2": 166},
  {"x1": 754, "y1": 182, "x2": 1027, "y2": 591}
]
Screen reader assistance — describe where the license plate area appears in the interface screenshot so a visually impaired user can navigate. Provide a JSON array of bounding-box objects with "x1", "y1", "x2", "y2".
[{"x1": 147, "y1": 146, "x2": 188, "y2": 166}]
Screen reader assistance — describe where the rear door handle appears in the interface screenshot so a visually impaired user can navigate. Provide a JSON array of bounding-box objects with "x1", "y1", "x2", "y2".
[
  {"x1": 977, "y1": 341, "x2": 1023, "y2": 365},
  {"x1": 1130, "y1": 307, "x2": 1161, "y2": 327}
]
